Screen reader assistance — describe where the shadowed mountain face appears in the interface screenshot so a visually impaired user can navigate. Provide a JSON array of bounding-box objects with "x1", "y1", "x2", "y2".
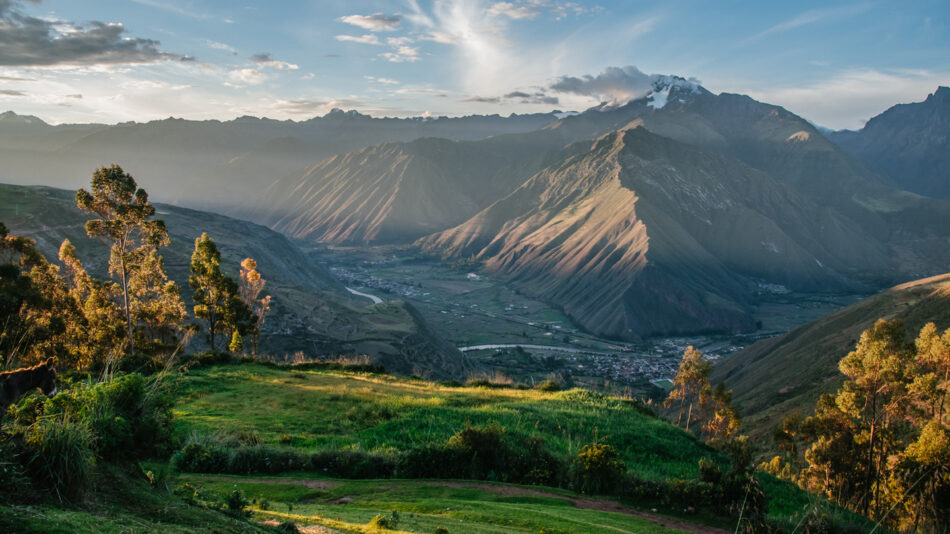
[
  {"x1": 419, "y1": 128, "x2": 898, "y2": 340},
  {"x1": 0, "y1": 184, "x2": 473, "y2": 379},
  {"x1": 829, "y1": 86, "x2": 950, "y2": 199},
  {"x1": 712, "y1": 273, "x2": 950, "y2": 436}
]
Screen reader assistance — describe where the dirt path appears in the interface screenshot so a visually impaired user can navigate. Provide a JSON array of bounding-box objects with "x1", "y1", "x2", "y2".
[{"x1": 424, "y1": 481, "x2": 732, "y2": 534}]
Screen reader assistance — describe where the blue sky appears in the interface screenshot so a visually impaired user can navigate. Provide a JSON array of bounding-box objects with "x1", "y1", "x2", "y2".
[{"x1": 0, "y1": 0, "x2": 947, "y2": 129}]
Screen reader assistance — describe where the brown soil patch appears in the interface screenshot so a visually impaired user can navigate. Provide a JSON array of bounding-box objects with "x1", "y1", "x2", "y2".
[
  {"x1": 260, "y1": 520, "x2": 342, "y2": 533},
  {"x1": 424, "y1": 481, "x2": 731, "y2": 534}
]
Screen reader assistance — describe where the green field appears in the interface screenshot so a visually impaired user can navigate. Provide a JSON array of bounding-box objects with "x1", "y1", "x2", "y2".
[
  {"x1": 171, "y1": 363, "x2": 713, "y2": 482},
  {"x1": 174, "y1": 474, "x2": 722, "y2": 533}
]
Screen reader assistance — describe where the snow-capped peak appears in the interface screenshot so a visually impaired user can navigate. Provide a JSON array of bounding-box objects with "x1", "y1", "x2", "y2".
[{"x1": 646, "y1": 76, "x2": 702, "y2": 110}]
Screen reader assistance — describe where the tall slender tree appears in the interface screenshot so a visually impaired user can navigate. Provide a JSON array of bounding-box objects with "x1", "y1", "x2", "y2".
[
  {"x1": 189, "y1": 233, "x2": 252, "y2": 351},
  {"x1": 238, "y1": 257, "x2": 271, "y2": 354},
  {"x1": 76, "y1": 165, "x2": 169, "y2": 355}
]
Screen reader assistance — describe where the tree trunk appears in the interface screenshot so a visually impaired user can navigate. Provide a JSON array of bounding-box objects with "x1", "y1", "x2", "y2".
[
  {"x1": 685, "y1": 401, "x2": 693, "y2": 432},
  {"x1": 119, "y1": 250, "x2": 135, "y2": 356}
]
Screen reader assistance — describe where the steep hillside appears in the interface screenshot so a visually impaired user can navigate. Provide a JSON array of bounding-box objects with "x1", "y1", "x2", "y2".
[
  {"x1": 712, "y1": 273, "x2": 950, "y2": 434},
  {"x1": 0, "y1": 183, "x2": 472, "y2": 378},
  {"x1": 829, "y1": 86, "x2": 950, "y2": 199},
  {"x1": 254, "y1": 134, "x2": 558, "y2": 244},
  {"x1": 419, "y1": 128, "x2": 887, "y2": 340}
]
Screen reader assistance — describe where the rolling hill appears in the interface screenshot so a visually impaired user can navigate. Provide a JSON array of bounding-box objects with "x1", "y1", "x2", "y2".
[
  {"x1": 711, "y1": 273, "x2": 950, "y2": 435},
  {"x1": 0, "y1": 183, "x2": 472, "y2": 378}
]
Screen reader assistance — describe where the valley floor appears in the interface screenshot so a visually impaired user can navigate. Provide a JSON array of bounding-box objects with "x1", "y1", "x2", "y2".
[{"x1": 311, "y1": 244, "x2": 866, "y2": 396}]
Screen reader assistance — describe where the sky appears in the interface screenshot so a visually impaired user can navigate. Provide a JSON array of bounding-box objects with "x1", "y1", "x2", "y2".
[{"x1": 0, "y1": 0, "x2": 947, "y2": 130}]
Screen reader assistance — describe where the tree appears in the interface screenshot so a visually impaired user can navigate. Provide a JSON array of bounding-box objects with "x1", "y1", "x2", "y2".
[
  {"x1": 228, "y1": 330, "x2": 243, "y2": 353},
  {"x1": 703, "y1": 383, "x2": 741, "y2": 443},
  {"x1": 58, "y1": 239, "x2": 125, "y2": 368},
  {"x1": 76, "y1": 165, "x2": 170, "y2": 355},
  {"x1": 238, "y1": 258, "x2": 271, "y2": 354},
  {"x1": 664, "y1": 346, "x2": 712, "y2": 432},
  {"x1": 129, "y1": 248, "x2": 187, "y2": 353},
  {"x1": 0, "y1": 222, "x2": 49, "y2": 367},
  {"x1": 835, "y1": 318, "x2": 912, "y2": 518},
  {"x1": 189, "y1": 234, "x2": 252, "y2": 351}
]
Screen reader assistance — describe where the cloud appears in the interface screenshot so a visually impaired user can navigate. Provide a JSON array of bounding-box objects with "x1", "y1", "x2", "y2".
[
  {"x1": 271, "y1": 97, "x2": 364, "y2": 115},
  {"x1": 463, "y1": 89, "x2": 558, "y2": 105},
  {"x1": 366, "y1": 76, "x2": 399, "y2": 85},
  {"x1": 381, "y1": 45, "x2": 420, "y2": 63},
  {"x1": 487, "y1": 2, "x2": 540, "y2": 20},
  {"x1": 0, "y1": 88, "x2": 26, "y2": 96},
  {"x1": 250, "y1": 52, "x2": 298, "y2": 70},
  {"x1": 744, "y1": 3, "x2": 871, "y2": 44},
  {"x1": 335, "y1": 34, "x2": 381, "y2": 45},
  {"x1": 486, "y1": 1, "x2": 598, "y2": 21},
  {"x1": 339, "y1": 13, "x2": 400, "y2": 32},
  {"x1": 0, "y1": 0, "x2": 192, "y2": 67},
  {"x1": 226, "y1": 68, "x2": 265, "y2": 86},
  {"x1": 747, "y1": 68, "x2": 950, "y2": 130},
  {"x1": 204, "y1": 39, "x2": 237, "y2": 55},
  {"x1": 130, "y1": 0, "x2": 213, "y2": 20},
  {"x1": 462, "y1": 95, "x2": 500, "y2": 103},
  {"x1": 549, "y1": 65, "x2": 657, "y2": 104}
]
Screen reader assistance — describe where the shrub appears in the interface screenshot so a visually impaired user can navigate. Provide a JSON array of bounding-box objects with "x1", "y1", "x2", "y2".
[
  {"x1": 570, "y1": 442, "x2": 626, "y2": 495},
  {"x1": 535, "y1": 380, "x2": 561, "y2": 392},
  {"x1": 433, "y1": 527, "x2": 449, "y2": 534},
  {"x1": 225, "y1": 488, "x2": 250, "y2": 517},
  {"x1": 277, "y1": 522, "x2": 300, "y2": 533},
  {"x1": 23, "y1": 414, "x2": 93, "y2": 502},
  {"x1": 368, "y1": 510, "x2": 399, "y2": 529}
]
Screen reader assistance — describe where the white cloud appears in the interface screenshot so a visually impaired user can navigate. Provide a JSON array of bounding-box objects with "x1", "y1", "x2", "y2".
[
  {"x1": 746, "y1": 68, "x2": 950, "y2": 130},
  {"x1": 366, "y1": 76, "x2": 400, "y2": 85},
  {"x1": 381, "y1": 45, "x2": 420, "y2": 63},
  {"x1": 226, "y1": 67, "x2": 265, "y2": 86},
  {"x1": 339, "y1": 13, "x2": 401, "y2": 32},
  {"x1": 335, "y1": 34, "x2": 382, "y2": 45},
  {"x1": 204, "y1": 40, "x2": 237, "y2": 54},
  {"x1": 250, "y1": 53, "x2": 298, "y2": 70},
  {"x1": 487, "y1": 2, "x2": 540, "y2": 20}
]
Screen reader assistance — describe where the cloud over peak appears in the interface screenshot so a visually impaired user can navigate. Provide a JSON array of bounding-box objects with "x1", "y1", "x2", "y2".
[{"x1": 550, "y1": 66, "x2": 701, "y2": 106}]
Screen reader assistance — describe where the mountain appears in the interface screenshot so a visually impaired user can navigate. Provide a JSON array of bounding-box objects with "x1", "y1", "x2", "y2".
[
  {"x1": 251, "y1": 134, "x2": 560, "y2": 244},
  {"x1": 0, "y1": 183, "x2": 472, "y2": 378},
  {"x1": 418, "y1": 127, "x2": 890, "y2": 340},
  {"x1": 711, "y1": 273, "x2": 950, "y2": 434},
  {"x1": 0, "y1": 109, "x2": 562, "y2": 213},
  {"x1": 828, "y1": 87, "x2": 950, "y2": 199}
]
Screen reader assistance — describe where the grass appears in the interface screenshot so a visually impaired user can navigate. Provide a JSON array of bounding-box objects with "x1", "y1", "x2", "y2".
[
  {"x1": 0, "y1": 465, "x2": 274, "y2": 534},
  {"x1": 176, "y1": 473, "x2": 693, "y2": 533},
  {"x1": 171, "y1": 363, "x2": 715, "y2": 482}
]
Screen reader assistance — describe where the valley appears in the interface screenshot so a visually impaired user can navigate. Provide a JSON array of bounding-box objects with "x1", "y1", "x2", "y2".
[{"x1": 311, "y1": 243, "x2": 866, "y2": 396}]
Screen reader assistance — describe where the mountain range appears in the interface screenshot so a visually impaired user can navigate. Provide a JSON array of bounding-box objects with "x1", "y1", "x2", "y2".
[{"x1": 2, "y1": 79, "x2": 948, "y2": 341}]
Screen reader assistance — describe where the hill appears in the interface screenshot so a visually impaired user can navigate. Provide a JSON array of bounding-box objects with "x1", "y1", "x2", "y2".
[
  {"x1": 829, "y1": 87, "x2": 950, "y2": 199},
  {"x1": 162, "y1": 361, "x2": 851, "y2": 532},
  {"x1": 0, "y1": 183, "x2": 472, "y2": 378},
  {"x1": 711, "y1": 273, "x2": 950, "y2": 434}
]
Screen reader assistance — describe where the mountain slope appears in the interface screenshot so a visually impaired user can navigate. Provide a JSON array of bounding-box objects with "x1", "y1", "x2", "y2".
[
  {"x1": 829, "y1": 86, "x2": 950, "y2": 199},
  {"x1": 711, "y1": 273, "x2": 950, "y2": 434},
  {"x1": 254, "y1": 134, "x2": 558, "y2": 244},
  {"x1": 0, "y1": 183, "x2": 472, "y2": 378},
  {"x1": 419, "y1": 127, "x2": 887, "y2": 340}
]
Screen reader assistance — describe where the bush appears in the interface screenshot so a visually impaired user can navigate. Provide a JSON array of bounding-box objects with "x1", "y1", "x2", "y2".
[
  {"x1": 535, "y1": 380, "x2": 561, "y2": 392},
  {"x1": 225, "y1": 488, "x2": 250, "y2": 517},
  {"x1": 570, "y1": 442, "x2": 626, "y2": 495},
  {"x1": 22, "y1": 414, "x2": 93, "y2": 502},
  {"x1": 368, "y1": 510, "x2": 399, "y2": 529}
]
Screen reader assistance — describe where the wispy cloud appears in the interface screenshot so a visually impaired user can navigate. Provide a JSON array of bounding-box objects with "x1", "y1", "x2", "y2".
[
  {"x1": 339, "y1": 13, "x2": 400, "y2": 32},
  {"x1": 748, "y1": 68, "x2": 950, "y2": 130},
  {"x1": 250, "y1": 52, "x2": 298, "y2": 70},
  {"x1": 130, "y1": 0, "x2": 213, "y2": 20},
  {"x1": 744, "y1": 3, "x2": 871, "y2": 43},
  {"x1": 366, "y1": 76, "x2": 399, "y2": 85},
  {"x1": 335, "y1": 34, "x2": 382, "y2": 45},
  {"x1": 204, "y1": 40, "x2": 237, "y2": 55}
]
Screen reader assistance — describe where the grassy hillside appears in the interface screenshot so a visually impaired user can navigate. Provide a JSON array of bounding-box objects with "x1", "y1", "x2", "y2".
[
  {"x1": 171, "y1": 363, "x2": 710, "y2": 482},
  {"x1": 0, "y1": 183, "x2": 472, "y2": 378},
  {"x1": 712, "y1": 273, "x2": 950, "y2": 435}
]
